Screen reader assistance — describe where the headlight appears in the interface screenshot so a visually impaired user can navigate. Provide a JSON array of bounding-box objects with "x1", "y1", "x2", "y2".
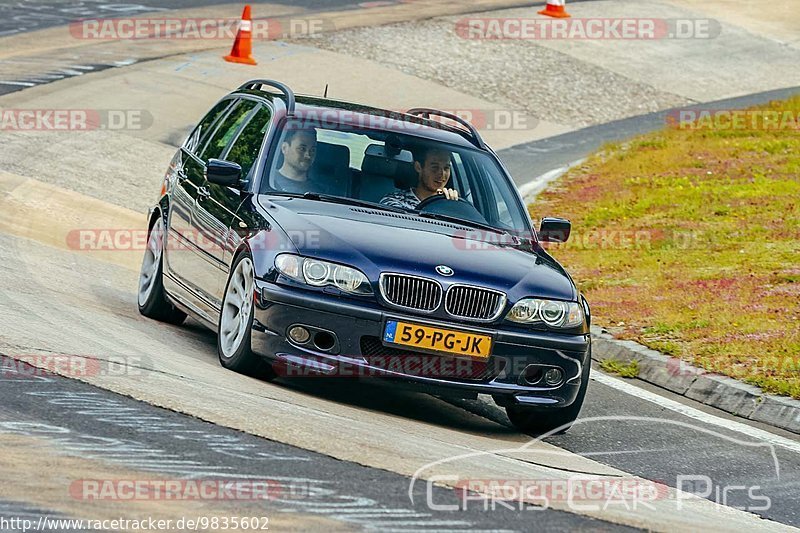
[
  {"x1": 506, "y1": 298, "x2": 583, "y2": 328},
  {"x1": 275, "y1": 254, "x2": 372, "y2": 295},
  {"x1": 303, "y1": 259, "x2": 330, "y2": 286},
  {"x1": 274, "y1": 254, "x2": 302, "y2": 281}
]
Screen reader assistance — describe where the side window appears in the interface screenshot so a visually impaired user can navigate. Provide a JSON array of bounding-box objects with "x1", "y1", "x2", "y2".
[
  {"x1": 223, "y1": 104, "x2": 272, "y2": 179},
  {"x1": 184, "y1": 99, "x2": 233, "y2": 155},
  {"x1": 487, "y1": 176, "x2": 514, "y2": 228},
  {"x1": 199, "y1": 99, "x2": 258, "y2": 162},
  {"x1": 475, "y1": 158, "x2": 525, "y2": 230},
  {"x1": 451, "y1": 152, "x2": 473, "y2": 205}
]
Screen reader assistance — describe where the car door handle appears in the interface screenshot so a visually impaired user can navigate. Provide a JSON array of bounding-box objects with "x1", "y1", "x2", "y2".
[{"x1": 197, "y1": 186, "x2": 211, "y2": 199}]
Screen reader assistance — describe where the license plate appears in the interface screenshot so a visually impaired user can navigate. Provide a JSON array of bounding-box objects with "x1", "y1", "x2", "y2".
[{"x1": 383, "y1": 320, "x2": 492, "y2": 359}]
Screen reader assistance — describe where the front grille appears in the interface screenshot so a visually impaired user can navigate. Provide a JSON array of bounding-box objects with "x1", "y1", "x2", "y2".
[
  {"x1": 445, "y1": 285, "x2": 506, "y2": 321},
  {"x1": 359, "y1": 336, "x2": 500, "y2": 382},
  {"x1": 379, "y1": 274, "x2": 442, "y2": 312}
]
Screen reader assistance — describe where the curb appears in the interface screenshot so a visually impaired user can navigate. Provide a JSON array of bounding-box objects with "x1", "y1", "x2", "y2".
[
  {"x1": 0, "y1": 171, "x2": 144, "y2": 272},
  {"x1": 517, "y1": 158, "x2": 584, "y2": 203},
  {"x1": 590, "y1": 326, "x2": 800, "y2": 435}
]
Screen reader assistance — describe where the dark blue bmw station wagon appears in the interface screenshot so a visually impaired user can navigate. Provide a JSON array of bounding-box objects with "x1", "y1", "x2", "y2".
[{"x1": 138, "y1": 80, "x2": 591, "y2": 435}]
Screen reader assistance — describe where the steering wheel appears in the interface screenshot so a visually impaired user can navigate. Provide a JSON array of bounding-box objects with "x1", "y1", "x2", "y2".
[
  {"x1": 416, "y1": 193, "x2": 489, "y2": 225},
  {"x1": 416, "y1": 192, "x2": 462, "y2": 211}
]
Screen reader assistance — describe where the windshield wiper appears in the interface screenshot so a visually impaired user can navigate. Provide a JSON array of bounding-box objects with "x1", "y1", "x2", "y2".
[
  {"x1": 298, "y1": 192, "x2": 408, "y2": 213},
  {"x1": 415, "y1": 211, "x2": 515, "y2": 237}
]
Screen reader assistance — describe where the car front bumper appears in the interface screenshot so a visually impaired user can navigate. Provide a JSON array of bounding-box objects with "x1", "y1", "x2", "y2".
[{"x1": 252, "y1": 281, "x2": 590, "y2": 407}]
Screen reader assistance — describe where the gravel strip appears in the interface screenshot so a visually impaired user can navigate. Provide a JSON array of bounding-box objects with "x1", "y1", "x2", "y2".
[{"x1": 300, "y1": 10, "x2": 690, "y2": 127}]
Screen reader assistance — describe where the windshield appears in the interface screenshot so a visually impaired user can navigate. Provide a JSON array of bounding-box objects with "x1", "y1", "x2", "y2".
[{"x1": 260, "y1": 119, "x2": 530, "y2": 233}]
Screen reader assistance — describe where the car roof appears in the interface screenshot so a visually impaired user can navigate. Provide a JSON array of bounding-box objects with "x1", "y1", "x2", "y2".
[{"x1": 235, "y1": 89, "x2": 483, "y2": 151}]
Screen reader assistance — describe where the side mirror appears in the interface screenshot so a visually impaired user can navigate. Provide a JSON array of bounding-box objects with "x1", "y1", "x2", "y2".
[
  {"x1": 539, "y1": 217, "x2": 571, "y2": 243},
  {"x1": 206, "y1": 158, "x2": 242, "y2": 187}
]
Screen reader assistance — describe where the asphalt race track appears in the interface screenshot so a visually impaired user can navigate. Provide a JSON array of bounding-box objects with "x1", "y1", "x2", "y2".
[
  {"x1": 0, "y1": 228, "x2": 798, "y2": 530},
  {"x1": 0, "y1": 0, "x2": 362, "y2": 37},
  {"x1": 498, "y1": 85, "x2": 800, "y2": 186},
  {"x1": 1, "y1": 358, "x2": 628, "y2": 532}
]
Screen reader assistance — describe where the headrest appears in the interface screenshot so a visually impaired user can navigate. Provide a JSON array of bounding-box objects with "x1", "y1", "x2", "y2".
[
  {"x1": 315, "y1": 142, "x2": 350, "y2": 167},
  {"x1": 276, "y1": 141, "x2": 350, "y2": 172},
  {"x1": 365, "y1": 143, "x2": 412, "y2": 161},
  {"x1": 394, "y1": 163, "x2": 419, "y2": 188},
  {"x1": 361, "y1": 144, "x2": 417, "y2": 187},
  {"x1": 361, "y1": 154, "x2": 395, "y2": 176}
]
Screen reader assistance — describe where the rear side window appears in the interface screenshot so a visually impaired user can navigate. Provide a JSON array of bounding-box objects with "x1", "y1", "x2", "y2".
[
  {"x1": 184, "y1": 99, "x2": 233, "y2": 155},
  {"x1": 223, "y1": 105, "x2": 273, "y2": 179},
  {"x1": 199, "y1": 99, "x2": 259, "y2": 162}
]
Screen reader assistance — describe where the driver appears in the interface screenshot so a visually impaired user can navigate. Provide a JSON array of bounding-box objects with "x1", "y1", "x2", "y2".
[{"x1": 380, "y1": 145, "x2": 459, "y2": 210}]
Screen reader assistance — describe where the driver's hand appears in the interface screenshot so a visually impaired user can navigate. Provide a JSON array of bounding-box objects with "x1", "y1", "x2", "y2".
[{"x1": 436, "y1": 188, "x2": 459, "y2": 201}]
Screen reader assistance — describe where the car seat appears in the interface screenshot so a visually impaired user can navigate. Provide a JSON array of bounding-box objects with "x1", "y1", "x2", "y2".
[
  {"x1": 310, "y1": 142, "x2": 351, "y2": 196},
  {"x1": 358, "y1": 144, "x2": 417, "y2": 204}
]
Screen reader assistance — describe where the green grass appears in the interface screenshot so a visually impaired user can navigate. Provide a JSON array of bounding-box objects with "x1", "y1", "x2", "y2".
[
  {"x1": 531, "y1": 96, "x2": 800, "y2": 398},
  {"x1": 599, "y1": 359, "x2": 640, "y2": 378}
]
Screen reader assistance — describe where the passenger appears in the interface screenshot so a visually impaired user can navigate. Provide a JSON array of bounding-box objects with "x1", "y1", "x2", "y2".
[
  {"x1": 273, "y1": 128, "x2": 333, "y2": 194},
  {"x1": 380, "y1": 146, "x2": 459, "y2": 210}
]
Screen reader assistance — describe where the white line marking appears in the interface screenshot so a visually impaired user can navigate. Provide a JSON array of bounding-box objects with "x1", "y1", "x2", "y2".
[
  {"x1": 0, "y1": 80, "x2": 35, "y2": 87},
  {"x1": 591, "y1": 371, "x2": 800, "y2": 454},
  {"x1": 516, "y1": 158, "x2": 584, "y2": 200},
  {"x1": 362, "y1": 520, "x2": 473, "y2": 527}
]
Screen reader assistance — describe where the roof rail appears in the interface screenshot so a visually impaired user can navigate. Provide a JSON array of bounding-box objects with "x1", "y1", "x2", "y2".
[
  {"x1": 405, "y1": 108, "x2": 486, "y2": 149},
  {"x1": 238, "y1": 79, "x2": 296, "y2": 115}
]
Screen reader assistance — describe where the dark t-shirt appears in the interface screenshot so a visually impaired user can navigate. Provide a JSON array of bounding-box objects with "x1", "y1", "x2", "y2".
[{"x1": 272, "y1": 171, "x2": 336, "y2": 195}]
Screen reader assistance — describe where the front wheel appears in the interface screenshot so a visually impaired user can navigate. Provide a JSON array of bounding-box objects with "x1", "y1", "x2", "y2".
[
  {"x1": 138, "y1": 216, "x2": 186, "y2": 325},
  {"x1": 217, "y1": 251, "x2": 276, "y2": 380},
  {"x1": 505, "y1": 350, "x2": 591, "y2": 436}
]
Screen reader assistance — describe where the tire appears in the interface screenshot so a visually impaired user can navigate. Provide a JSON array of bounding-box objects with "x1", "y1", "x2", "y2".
[
  {"x1": 505, "y1": 347, "x2": 591, "y2": 436},
  {"x1": 138, "y1": 216, "x2": 187, "y2": 325},
  {"x1": 217, "y1": 251, "x2": 276, "y2": 380}
]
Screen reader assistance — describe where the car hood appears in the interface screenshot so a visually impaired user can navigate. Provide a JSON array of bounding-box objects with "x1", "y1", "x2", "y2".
[{"x1": 259, "y1": 197, "x2": 576, "y2": 301}]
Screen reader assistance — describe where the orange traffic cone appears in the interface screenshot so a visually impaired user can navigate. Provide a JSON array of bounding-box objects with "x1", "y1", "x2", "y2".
[
  {"x1": 224, "y1": 5, "x2": 257, "y2": 65},
  {"x1": 538, "y1": 0, "x2": 571, "y2": 18}
]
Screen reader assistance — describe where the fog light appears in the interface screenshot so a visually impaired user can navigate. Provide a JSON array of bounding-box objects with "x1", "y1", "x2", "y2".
[
  {"x1": 544, "y1": 368, "x2": 564, "y2": 386},
  {"x1": 288, "y1": 326, "x2": 311, "y2": 344}
]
